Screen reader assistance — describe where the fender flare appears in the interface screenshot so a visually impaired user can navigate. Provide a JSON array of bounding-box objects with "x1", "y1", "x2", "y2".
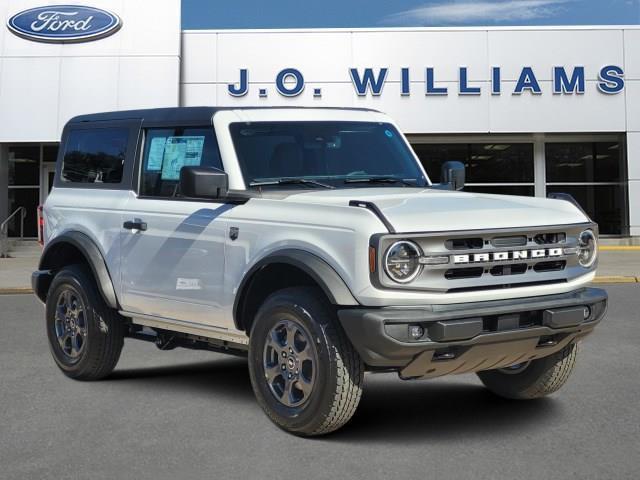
[
  {"x1": 39, "y1": 231, "x2": 119, "y2": 309},
  {"x1": 233, "y1": 249, "x2": 359, "y2": 330}
]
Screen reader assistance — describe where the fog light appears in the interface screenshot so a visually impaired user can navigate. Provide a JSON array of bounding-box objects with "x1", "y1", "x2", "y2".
[
  {"x1": 408, "y1": 324, "x2": 424, "y2": 340},
  {"x1": 583, "y1": 306, "x2": 591, "y2": 320}
]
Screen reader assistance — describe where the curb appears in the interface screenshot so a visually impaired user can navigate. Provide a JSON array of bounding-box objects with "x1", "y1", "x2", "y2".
[
  {"x1": 599, "y1": 246, "x2": 640, "y2": 251},
  {"x1": 591, "y1": 276, "x2": 638, "y2": 284},
  {"x1": 0, "y1": 287, "x2": 33, "y2": 295}
]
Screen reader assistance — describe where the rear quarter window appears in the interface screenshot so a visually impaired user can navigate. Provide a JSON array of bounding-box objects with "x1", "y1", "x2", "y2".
[{"x1": 61, "y1": 128, "x2": 129, "y2": 184}]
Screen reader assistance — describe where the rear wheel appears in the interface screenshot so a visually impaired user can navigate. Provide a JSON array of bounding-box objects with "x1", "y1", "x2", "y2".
[
  {"x1": 46, "y1": 265, "x2": 125, "y2": 380},
  {"x1": 248, "y1": 287, "x2": 364, "y2": 436},
  {"x1": 477, "y1": 343, "x2": 578, "y2": 400}
]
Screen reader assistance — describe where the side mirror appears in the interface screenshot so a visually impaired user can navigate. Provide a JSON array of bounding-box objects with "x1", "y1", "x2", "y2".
[
  {"x1": 441, "y1": 161, "x2": 465, "y2": 191},
  {"x1": 179, "y1": 166, "x2": 228, "y2": 199}
]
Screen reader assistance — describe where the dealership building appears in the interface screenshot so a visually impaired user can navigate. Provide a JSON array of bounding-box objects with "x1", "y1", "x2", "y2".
[{"x1": 0, "y1": 0, "x2": 639, "y2": 240}]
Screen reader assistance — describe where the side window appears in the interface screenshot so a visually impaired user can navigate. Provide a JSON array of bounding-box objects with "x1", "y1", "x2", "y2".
[
  {"x1": 61, "y1": 128, "x2": 129, "y2": 184},
  {"x1": 140, "y1": 127, "x2": 222, "y2": 197}
]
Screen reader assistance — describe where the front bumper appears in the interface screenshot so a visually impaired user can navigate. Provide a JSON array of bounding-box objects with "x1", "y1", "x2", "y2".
[{"x1": 338, "y1": 287, "x2": 607, "y2": 379}]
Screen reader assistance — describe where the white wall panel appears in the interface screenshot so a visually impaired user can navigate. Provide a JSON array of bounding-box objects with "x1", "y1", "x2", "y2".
[
  {"x1": 623, "y1": 32, "x2": 639, "y2": 236},
  {"x1": 2, "y1": 11, "x2": 62, "y2": 57},
  {"x1": 628, "y1": 133, "x2": 640, "y2": 234},
  {"x1": 0, "y1": 0, "x2": 181, "y2": 141},
  {"x1": 628, "y1": 133, "x2": 640, "y2": 181},
  {"x1": 181, "y1": 82, "x2": 217, "y2": 106},
  {"x1": 119, "y1": 0, "x2": 180, "y2": 56},
  {"x1": 2, "y1": 0, "x2": 180, "y2": 57},
  {"x1": 181, "y1": 33, "x2": 217, "y2": 83},
  {"x1": 58, "y1": 56, "x2": 119, "y2": 128},
  {"x1": 489, "y1": 81, "x2": 626, "y2": 133},
  {"x1": 352, "y1": 82, "x2": 490, "y2": 134},
  {"x1": 118, "y1": 57, "x2": 179, "y2": 109},
  {"x1": 213, "y1": 82, "x2": 355, "y2": 108},
  {"x1": 52, "y1": 0, "x2": 124, "y2": 57},
  {"x1": 0, "y1": 0, "x2": 7, "y2": 55},
  {"x1": 624, "y1": 29, "x2": 640, "y2": 80},
  {"x1": 626, "y1": 80, "x2": 640, "y2": 132},
  {"x1": 629, "y1": 181, "x2": 640, "y2": 235},
  {"x1": 216, "y1": 32, "x2": 352, "y2": 83},
  {"x1": 352, "y1": 31, "x2": 489, "y2": 82},
  {"x1": 0, "y1": 56, "x2": 60, "y2": 141},
  {"x1": 4, "y1": 0, "x2": 119, "y2": 56},
  {"x1": 185, "y1": 27, "x2": 634, "y2": 137},
  {"x1": 488, "y1": 29, "x2": 624, "y2": 81}
]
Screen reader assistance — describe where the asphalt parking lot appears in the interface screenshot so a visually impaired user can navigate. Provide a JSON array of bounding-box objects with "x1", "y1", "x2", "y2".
[{"x1": 1, "y1": 285, "x2": 639, "y2": 480}]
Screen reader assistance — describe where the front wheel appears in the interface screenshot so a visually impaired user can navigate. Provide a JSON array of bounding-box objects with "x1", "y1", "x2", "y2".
[
  {"x1": 477, "y1": 343, "x2": 579, "y2": 400},
  {"x1": 248, "y1": 287, "x2": 364, "y2": 436}
]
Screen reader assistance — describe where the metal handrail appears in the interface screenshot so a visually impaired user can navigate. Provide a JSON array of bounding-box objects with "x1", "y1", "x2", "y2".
[{"x1": 0, "y1": 206, "x2": 27, "y2": 258}]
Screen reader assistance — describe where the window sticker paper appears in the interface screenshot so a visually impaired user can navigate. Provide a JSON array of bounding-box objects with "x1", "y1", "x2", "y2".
[
  {"x1": 160, "y1": 136, "x2": 205, "y2": 180},
  {"x1": 147, "y1": 137, "x2": 167, "y2": 171}
]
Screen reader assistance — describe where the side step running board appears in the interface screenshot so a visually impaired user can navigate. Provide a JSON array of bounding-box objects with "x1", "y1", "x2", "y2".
[{"x1": 119, "y1": 310, "x2": 249, "y2": 348}]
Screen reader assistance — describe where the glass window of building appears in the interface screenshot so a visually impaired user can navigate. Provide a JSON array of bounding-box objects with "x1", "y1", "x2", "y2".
[
  {"x1": 43, "y1": 145, "x2": 59, "y2": 163},
  {"x1": 411, "y1": 143, "x2": 535, "y2": 196},
  {"x1": 42, "y1": 145, "x2": 59, "y2": 198},
  {"x1": 7, "y1": 188, "x2": 38, "y2": 237},
  {"x1": 545, "y1": 141, "x2": 627, "y2": 235},
  {"x1": 8, "y1": 145, "x2": 40, "y2": 186},
  {"x1": 6, "y1": 146, "x2": 41, "y2": 237}
]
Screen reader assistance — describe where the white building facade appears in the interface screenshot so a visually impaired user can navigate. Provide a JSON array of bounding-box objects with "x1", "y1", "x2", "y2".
[{"x1": 1, "y1": 0, "x2": 638, "y2": 238}]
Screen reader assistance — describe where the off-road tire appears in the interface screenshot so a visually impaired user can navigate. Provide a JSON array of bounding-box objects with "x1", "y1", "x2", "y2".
[
  {"x1": 46, "y1": 264, "x2": 125, "y2": 380},
  {"x1": 248, "y1": 287, "x2": 364, "y2": 436},
  {"x1": 477, "y1": 343, "x2": 579, "y2": 400}
]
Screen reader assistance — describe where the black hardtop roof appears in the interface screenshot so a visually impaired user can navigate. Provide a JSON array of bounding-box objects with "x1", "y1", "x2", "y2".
[{"x1": 68, "y1": 106, "x2": 380, "y2": 126}]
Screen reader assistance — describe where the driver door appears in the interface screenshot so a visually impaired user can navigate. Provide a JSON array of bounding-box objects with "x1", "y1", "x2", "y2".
[{"x1": 119, "y1": 126, "x2": 231, "y2": 328}]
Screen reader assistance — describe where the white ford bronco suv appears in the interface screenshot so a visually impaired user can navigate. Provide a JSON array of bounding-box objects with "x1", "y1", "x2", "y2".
[{"x1": 33, "y1": 107, "x2": 607, "y2": 436}]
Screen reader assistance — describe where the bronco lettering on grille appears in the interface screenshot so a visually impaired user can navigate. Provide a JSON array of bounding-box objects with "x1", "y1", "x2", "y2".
[{"x1": 452, "y1": 248, "x2": 563, "y2": 264}]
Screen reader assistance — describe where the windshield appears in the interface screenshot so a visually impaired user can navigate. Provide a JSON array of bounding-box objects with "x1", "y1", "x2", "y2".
[{"x1": 229, "y1": 121, "x2": 428, "y2": 189}]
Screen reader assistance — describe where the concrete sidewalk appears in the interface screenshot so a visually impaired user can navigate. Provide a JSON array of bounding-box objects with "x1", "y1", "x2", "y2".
[
  {"x1": 1, "y1": 247, "x2": 638, "y2": 293},
  {"x1": 0, "y1": 257, "x2": 37, "y2": 293},
  {"x1": 593, "y1": 248, "x2": 640, "y2": 283}
]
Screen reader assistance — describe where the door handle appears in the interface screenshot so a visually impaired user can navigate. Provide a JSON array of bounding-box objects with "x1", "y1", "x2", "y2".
[{"x1": 123, "y1": 219, "x2": 147, "y2": 231}]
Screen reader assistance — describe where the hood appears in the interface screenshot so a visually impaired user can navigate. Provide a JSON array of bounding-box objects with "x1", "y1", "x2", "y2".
[{"x1": 278, "y1": 187, "x2": 589, "y2": 232}]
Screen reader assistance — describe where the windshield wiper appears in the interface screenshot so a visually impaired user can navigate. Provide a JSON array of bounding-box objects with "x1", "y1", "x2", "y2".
[
  {"x1": 344, "y1": 176, "x2": 417, "y2": 187},
  {"x1": 250, "y1": 178, "x2": 335, "y2": 189}
]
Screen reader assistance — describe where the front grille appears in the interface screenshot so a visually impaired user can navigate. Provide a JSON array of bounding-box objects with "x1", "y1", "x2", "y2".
[
  {"x1": 490, "y1": 263, "x2": 527, "y2": 276},
  {"x1": 533, "y1": 260, "x2": 566, "y2": 272},
  {"x1": 444, "y1": 267, "x2": 483, "y2": 280},
  {"x1": 534, "y1": 232, "x2": 566, "y2": 245},
  {"x1": 445, "y1": 237, "x2": 483, "y2": 250},
  {"x1": 375, "y1": 223, "x2": 593, "y2": 293},
  {"x1": 492, "y1": 236, "x2": 527, "y2": 247},
  {"x1": 438, "y1": 230, "x2": 570, "y2": 286}
]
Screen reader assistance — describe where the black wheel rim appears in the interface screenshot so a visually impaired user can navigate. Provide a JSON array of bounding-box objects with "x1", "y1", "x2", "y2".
[
  {"x1": 263, "y1": 319, "x2": 317, "y2": 408},
  {"x1": 53, "y1": 287, "x2": 88, "y2": 362}
]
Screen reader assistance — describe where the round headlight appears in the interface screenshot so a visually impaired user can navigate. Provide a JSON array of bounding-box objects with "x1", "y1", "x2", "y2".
[
  {"x1": 384, "y1": 241, "x2": 422, "y2": 283},
  {"x1": 577, "y1": 229, "x2": 597, "y2": 267}
]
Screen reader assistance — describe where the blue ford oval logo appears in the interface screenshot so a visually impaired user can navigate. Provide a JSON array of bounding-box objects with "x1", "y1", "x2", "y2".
[{"x1": 7, "y1": 5, "x2": 121, "y2": 43}]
